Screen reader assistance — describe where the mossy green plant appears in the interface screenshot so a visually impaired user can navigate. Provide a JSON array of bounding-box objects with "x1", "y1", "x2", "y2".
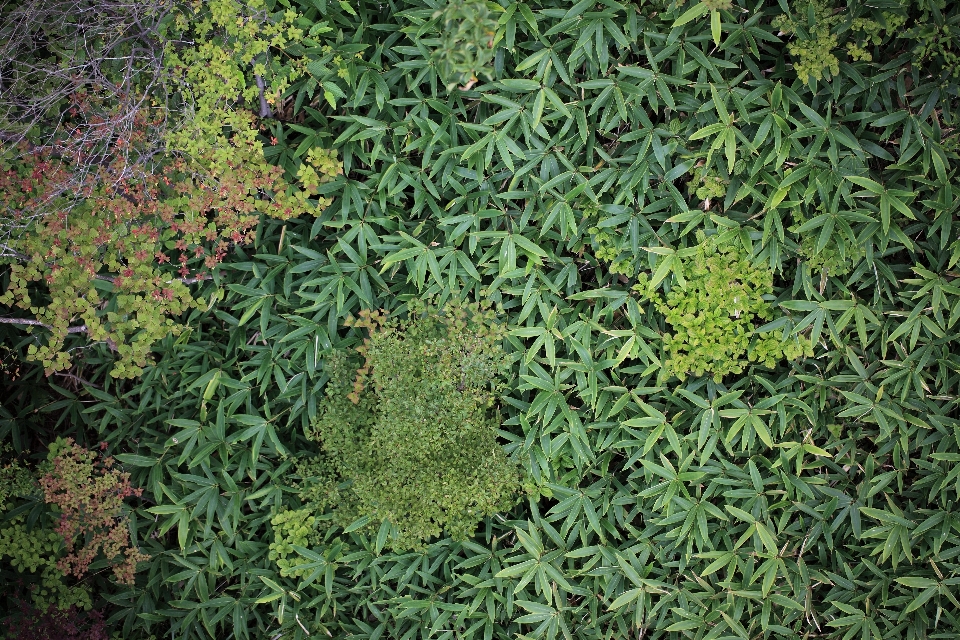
[{"x1": 301, "y1": 300, "x2": 521, "y2": 551}]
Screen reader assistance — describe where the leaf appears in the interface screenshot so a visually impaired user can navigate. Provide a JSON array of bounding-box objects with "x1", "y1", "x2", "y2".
[
  {"x1": 343, "y1": 515, "x2": 373, "y2": 534},
  {"x1": 673, "y1": 2, "x2": 708, "y2": 27},
  {"x1": 114, "y1": 454, "x2": 158, "y2": 467},
  {"x1": 752, "y1": 417, "x2": 773, "y2": 448},
  {"x1": 846, "y1": 175, "x2": 884, "y2": 195},
  {"x1": 689, "y1": 123, "x2": 725, "y2": 141},
  {"x1": 499, "y1": 79, "x2": 541, "y2": 92},
  {"x1": 496, "y1": 558, "x2": 539, "y2": 578},
  {"x1": 896, "y1": 577, "x2": 938, "y2": 589},
  {"x1": 755, "y1": 522, "x2": 779, "y2": 555},
  {"x1": 650, "y1": 254, "x2": 675, "y2": 288},
  {"x1": 147, "y1": 505, "x2": 185, "y2": 515},
  {"x1": 608, "y1": 588, "x2": 643, "y2": 610}
]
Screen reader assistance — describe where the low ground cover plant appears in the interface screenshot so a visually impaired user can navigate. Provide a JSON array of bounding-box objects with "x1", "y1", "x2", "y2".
[{"x1": 3, "y1": 0, "x2": 960, "y2": 638}]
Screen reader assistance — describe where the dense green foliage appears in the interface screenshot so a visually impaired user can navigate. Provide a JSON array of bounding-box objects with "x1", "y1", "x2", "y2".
[
  {"x1": 430, "y1": 0, "x2": 502, "y2": 89},
  {"x1": 3, "y1": 0, "x2": 960, "y2": 638},
  {"x1": 301, "y1": 302, "x2": 520, "y2": 549}
]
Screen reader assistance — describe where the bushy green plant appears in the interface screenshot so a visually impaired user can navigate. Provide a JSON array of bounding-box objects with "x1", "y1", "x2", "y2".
[
  {"x1": 587, "y1": 223, "x2": 633, "y2": 275},
  {"x1": 774, "y1": 0, "x2": 925, "y2": 84},
  {"x1": 39, "y1": 438, "x2": 148, "y2": 585},
  {"x1": 303, "y1": 301, "x2": 521, "y2": 549},
  {"x1": 772, "y1": 0, "x2": 843, "y2": 84},
  {"x1": 639, "y1": 234, "x2": 812, "y2": 381},
  {"x1": 0, "y1": 516, "x2": 91, "y2": 613},
  {"x1": 0, "y1": 444, "x2": 92, "y2": 614},
  {"x1": 268, "y1": 508, "x2": 321, "y2": 578},
  {"x1": 688, "y1": 164, "x2": 728, "y2": 203}
]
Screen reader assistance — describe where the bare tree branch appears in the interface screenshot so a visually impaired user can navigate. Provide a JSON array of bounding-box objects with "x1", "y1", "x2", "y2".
[
  {"x1": 0, "y1": 245, "x2": 31, "y2": 261},
  {"x1": 0, "y1": 317, "x2": 88, "y2": 333},
  {"x1": 254, "y1": 62, "x2": 273, "y2": 119},
  {"x1": 93, "y1": 273, "x2": 213, "y2": 285},
  {"x1": 54, "y1": 370, "x2": 102, "y2": 389}
]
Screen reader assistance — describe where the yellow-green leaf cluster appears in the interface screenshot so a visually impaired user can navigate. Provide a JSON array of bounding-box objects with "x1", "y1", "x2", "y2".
[
  {"x1": 642, "y1": 235, "x2": 812, "y2": 381},
  {"x1": 268, "y1": 508, "x2": 320, "y2": 578}
]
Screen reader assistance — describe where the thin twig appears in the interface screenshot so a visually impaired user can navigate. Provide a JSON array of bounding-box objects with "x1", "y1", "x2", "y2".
[
  {"x1": 0, "y1": 317, "x2": 88, "y2": 333},
  {"x1": 54, "y1": 371, "x2": 102, "y2": 389},
  {"x1": 93, "y1": 273, "x2": 213, "y2": 285}
]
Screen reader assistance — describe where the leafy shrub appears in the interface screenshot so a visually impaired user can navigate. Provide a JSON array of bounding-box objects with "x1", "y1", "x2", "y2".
[
  {"x1": 39, "y1": 438, "x2": 147, "y2": 585},
  {"x1": 268, "y1": 508, "x2": 321, "y2": 578},
  {"x1": 639, "y1": 233, "x2": 812, "y2": 381},
  {"x1": 0, "y1": 517, "x2": 91, "y2": 613},
  {"x1": 0, "y1": 444, "x2": 92, "y2": 616},
  {"x1": 0, "y1": 0, "x2": 340, "y2": 377},
  {"x1": 772, "y1": 0, "x2": 844, "y2": 84},
  {"x1": 302, "y1": 301, "x2": 520, "y2": 549}
]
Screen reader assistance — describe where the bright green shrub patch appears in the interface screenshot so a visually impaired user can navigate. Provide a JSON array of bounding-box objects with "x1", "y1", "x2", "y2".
[
  {"x1": 302, "y1": 302, "x2": 521, "y2": 549},
  {"x1": 640, "y1": 233, "x2": 813, "y2": 381},
  {"x1": 268, "y1": 507, "x2": 321, "y2": 578}
]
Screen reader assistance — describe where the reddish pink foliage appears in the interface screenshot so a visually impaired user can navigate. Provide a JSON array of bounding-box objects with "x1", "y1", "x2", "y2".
[{"x1": 38, "y1": 439, "x2": 148, "y2": 585}]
